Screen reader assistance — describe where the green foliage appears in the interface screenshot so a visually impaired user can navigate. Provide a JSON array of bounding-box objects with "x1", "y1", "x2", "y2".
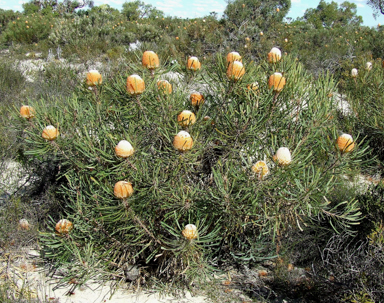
[
  {"x1": 0, "y1": 61, "x2": 25, "y2": 101},
  {"x1": 22, "y1": 2, "x2": 40, "y2": 15},
  {"x1": 22, "y1": 0, "x2": 94, "y2": 16},
  {"x1": 342, "y1": 292, "x2": 375, "y2": 303},
  {"x1": 224, "y1": 0, "x2": 291, "y2": 30},
  {"x1": 359, "y1": 183, "x2": 384, "y2": 224},
  {"x1": 338, "y1": 56, "x2": 384, "y2": 164},
  {"x1": 106, "y1": 46, "x2": 126, "y2": 59},
  {"x1": 1, "y1": 13, "x2": 53, "y2": 44},
  {"x1": 33, "y1": 61, "x2": 81, "y2": 100},
  {"x1": 1, "y1": 0, "x2": 384, "y2": 298},
  {"x1": 302, "y1": 0, "x2": 362, "y2": 29},
  {"x1": 47, "y1": 6, "x2": 160, "y2": 58},
  {"x1": 0, "y1": 61, "x2": 25, "y2": 154},
  {"x1": 13, "y1": 52, "x2": 368, "y2": 288},
  {"x1": 0, "y1": 9, "x2": 18, "y2": 34},
  {"x1": 122, "y1": 0, "x2": 164, "y2": 21}
]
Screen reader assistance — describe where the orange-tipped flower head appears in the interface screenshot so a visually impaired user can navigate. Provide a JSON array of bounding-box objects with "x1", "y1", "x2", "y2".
[
  {"x1": 182, "y1": 224, "x2": 198, "y2": 240},
  {"x1": 115, "y1": 140, "x2": 134, "y2": 158},
  {"x1": 55, "y1": 219, "x2": 73, "y2": 235},
  {"x1": 336, "y1": 133, "x2": 355, "y2": 153},
  {"x1": 190, "y1": 92, "x2": 204, "y2": 106},
  {"x1": 86, "y1": 70, "x2": 102, "y2": 86},
  {"x1": 157, "y1": 80, "x2": 172, "y2": 95},
  {"x1": 127, "y1": 74, "x2": 145, "y2": 95},
  {"x1": 42, "y1": 125, "x2": 59, "y2": 141},
  {"x1": 187, "y1": 56, "x2": 201, "y2": 71},
  {"x1": 173, "y1": 131, "x2": 193, "y2": 152},
  {"x1": 226, "y1": 51, "x2": 242, "y2": 65},
  {"x1": 268, "y1": 72, "x2": 286, "y2": 92},
  {"x1": 227, "y1": 61, "x2": 245, "y2": 82},
  {"x1": 142, "y1": 50, "x2": 159, "y2": 70},
  {"x1": 268, "y1": 47, "x2": 282, "y2": 63},
  {"x1": 177, "y1": 110, "x2": 196, "y2": 127},
  {"x1": 20, "y1": 105, "x2": 35, "y2": 119},
  {"x1": 114, "y1": 181, "x2": 134, "y2": 199}
]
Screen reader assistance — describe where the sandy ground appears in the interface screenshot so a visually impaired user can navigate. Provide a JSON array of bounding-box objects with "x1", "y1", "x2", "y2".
[
  {"x1": 3, "y1": 248, "x2": 209, "y2": 303},
  {"x1": 33, "y1": 279, "x2": 208, "y2": 303}
]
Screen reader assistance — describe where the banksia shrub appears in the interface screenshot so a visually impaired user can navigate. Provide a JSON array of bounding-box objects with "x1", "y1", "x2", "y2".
[
  {"x1": 339, "y1": 56, "x2": 384, "y2": 163},
  {"x1": 2, "y1": 13, "x2": 53, "y2": 44},
  {"x1": 16, "y1": 54, "x2": 366, "y2": 289}
]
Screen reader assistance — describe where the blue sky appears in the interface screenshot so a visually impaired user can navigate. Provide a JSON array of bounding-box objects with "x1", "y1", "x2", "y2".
[{"x1": 1, "y1": 0, "x2": 384, "y2": 27}]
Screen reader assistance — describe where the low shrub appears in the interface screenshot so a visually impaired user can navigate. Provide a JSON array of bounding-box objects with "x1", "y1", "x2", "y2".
[{"x1": 13, "y1": 53, "x2": 368, "y2": 289}]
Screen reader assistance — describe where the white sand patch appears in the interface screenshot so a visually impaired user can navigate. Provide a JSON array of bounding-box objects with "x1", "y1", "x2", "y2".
[
  {"x1": 342, "y1": 173, "x2": 381, "y2": 194},
  {"x1": 5, "y1": 248, "x2": 208, "y2": 303},
  {"x1": 0, "y1": 160, "x2": 33, "y2": 196},
  {"x1": 128, "y1": 41, "x2": 142, "y2": 51},
  {"x1": 162, "y1": 71, "x2": 184, "y2": 85},
  {"x1": 333, "y1": 93, "x2": 353, "y2": 115},
  {"x1": 13, "y1": 57, "x2": 105, "y2": 83}
]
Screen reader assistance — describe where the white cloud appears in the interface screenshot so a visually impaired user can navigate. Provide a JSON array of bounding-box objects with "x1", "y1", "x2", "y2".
[
  {"x1": 155, "y1": 0, "x2": 183, "y2": 13},
  {"x1": 291, "y1": 0, "x2": 301, "y2": 3},
  {"x1": 107, "y1": 0, "x2": 128, "y2": 5},
  {"x1": 192, "y1": 0, "x2": 226, "y2": 14},
  {"x1": 92, "y1": 0, "x2": 126, "y2": 7},
  {"x1": 154, "y1": 0, "x2": 225, "y2": 18}
]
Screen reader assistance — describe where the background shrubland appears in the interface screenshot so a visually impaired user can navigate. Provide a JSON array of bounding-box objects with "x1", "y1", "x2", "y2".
[{"x1": 0, "y1": 0, "x2": 384, "y2": 302}]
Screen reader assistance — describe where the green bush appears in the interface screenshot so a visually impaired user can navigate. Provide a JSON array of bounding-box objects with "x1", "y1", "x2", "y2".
[
  {"x1": 0, "y1": 8, "x2": 18, "y2": 35},
  {"x1": 0, "y1": 61, "x2": 26, "y2": 158},
  {"x1": 1, "y1": 13, "x2": 53, "y2": 44},
  {"x1": 13, "y1": 53, "x2": 368, "y2": 289},
  {"x1": 338, "y1": 56, "x2": 384, "y2": 167}
]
